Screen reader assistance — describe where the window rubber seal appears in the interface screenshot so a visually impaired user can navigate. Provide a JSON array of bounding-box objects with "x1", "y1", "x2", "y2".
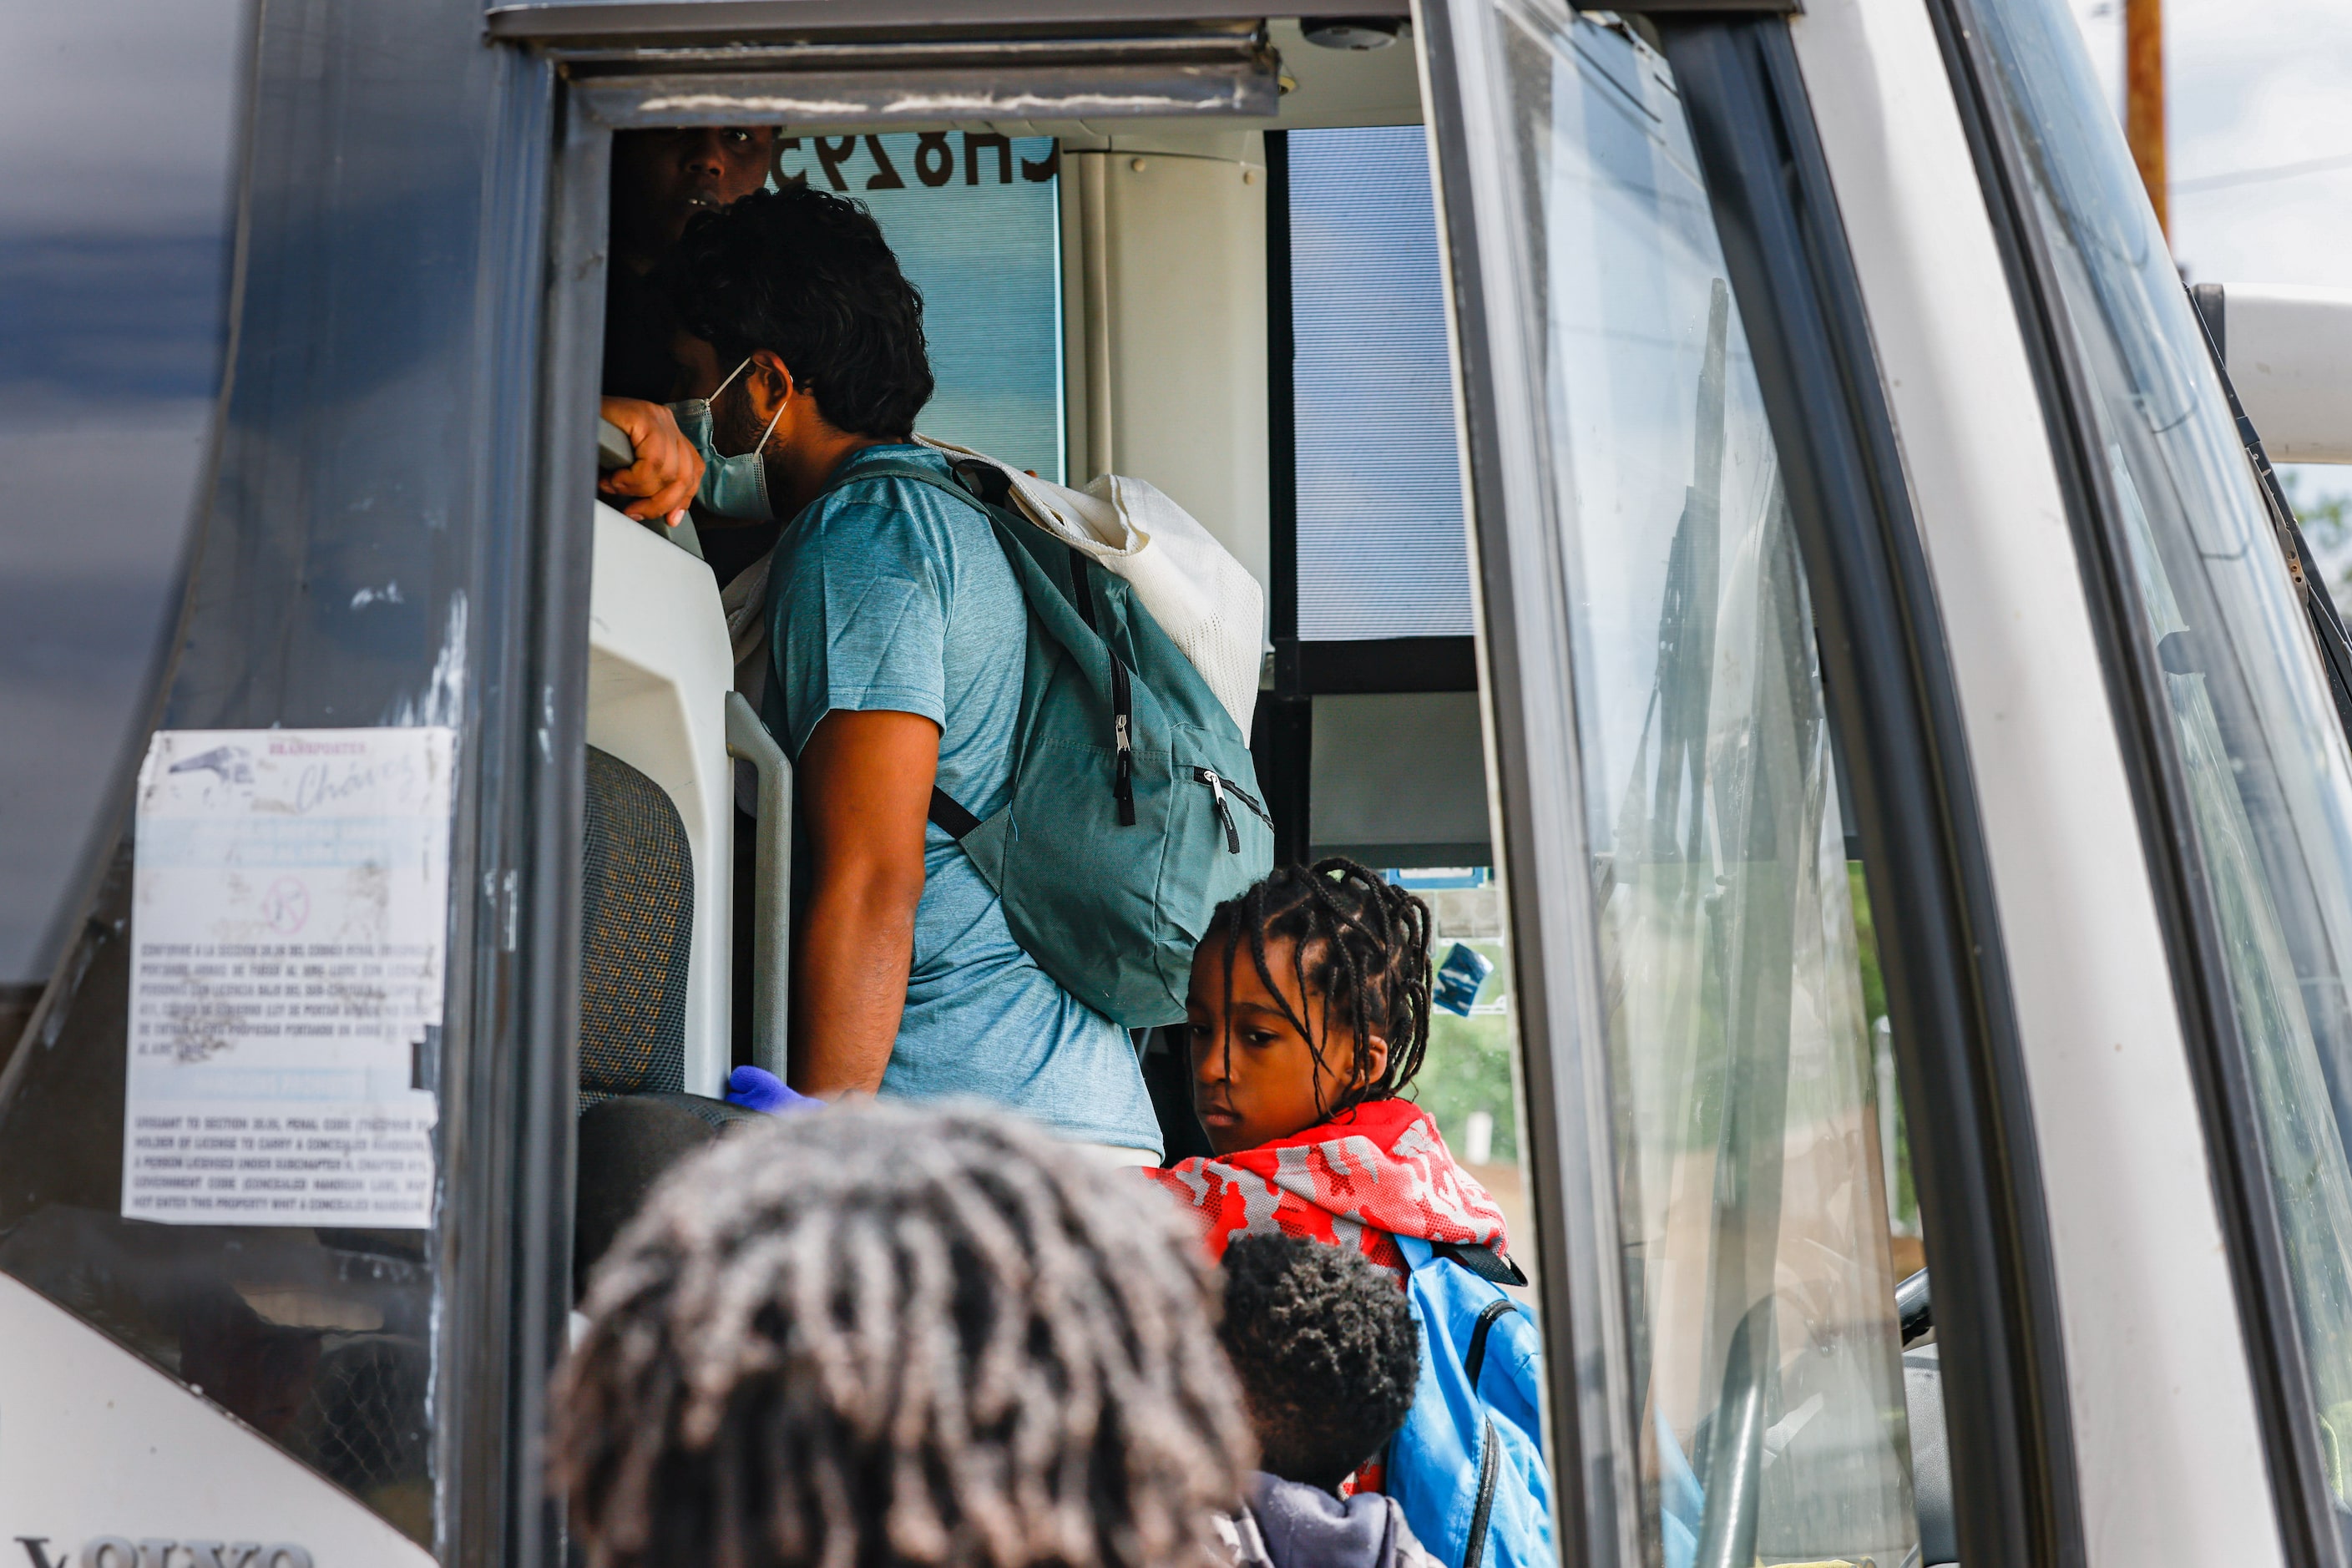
[
  {"x1": 1651, "y1": 17, "x2": 2088, "y2": 1567},
  {"x1": 1920, "y1": 0, "x2": 2352, "y2": 1561}
]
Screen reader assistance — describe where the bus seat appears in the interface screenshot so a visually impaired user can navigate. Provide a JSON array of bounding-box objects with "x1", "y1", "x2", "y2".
[
  {"x1": 589, "y1": 498, "x2": 736, "y2": 1095},
  {"x1": 574, "y1": 745, "x2": 763, "y2": 1295},
  {"x1": 574, "y1": 1093, "x2": 763, "y2": 1296},
  {"x1": 580, "y1": 746, "x2": 691, "y2": 1104}
]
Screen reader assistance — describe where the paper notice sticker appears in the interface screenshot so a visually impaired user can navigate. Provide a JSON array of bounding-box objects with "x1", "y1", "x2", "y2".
[{"x1": 122, "y1": 728, "x2": 455, "y2": 1228}]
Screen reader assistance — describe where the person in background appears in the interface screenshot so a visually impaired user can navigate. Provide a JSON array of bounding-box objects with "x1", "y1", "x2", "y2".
[
  {"x1": 605, "y1": 126, "x2": 778, "y2": 401},
  {"x1": 1146, "y1": 862, "x2": 1551, "y2": 1568},
  {"x1": 551, "y1": 1100, "x2": 1252, "y2": 1568},
  {"x1": 1146, "y1": 859, "x2": 1515, "y2": 1282},
  {"x1": 597, "y1": 126, "x2": 778, "y2": 544},
  {"x1": 663, "y1": 185, "x2": 1166, "y2": 1163},
  {"x1": 1214, "y1": 1234, "x2": 1438, "y2": 1568}
]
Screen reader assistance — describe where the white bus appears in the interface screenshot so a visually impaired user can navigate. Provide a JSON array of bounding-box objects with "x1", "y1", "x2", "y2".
[{"x1": 5, "y1": 0, "x2": 2352, "y2": 1564}]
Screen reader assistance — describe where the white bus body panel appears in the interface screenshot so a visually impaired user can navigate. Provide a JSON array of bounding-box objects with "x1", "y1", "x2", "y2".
[
  {"x1": 1790, "y1": 2, "x2": 2284, "y2": 1561},
  {"x1": 0, "y1": 1272, "x2": 433, "y2": 1565},
  {"x1": 2222, "y1": 283, "x2": 2352, "y2": 465},
  {"x1": 588, "y1": 501, "x2": 737, "y2": 1097}
]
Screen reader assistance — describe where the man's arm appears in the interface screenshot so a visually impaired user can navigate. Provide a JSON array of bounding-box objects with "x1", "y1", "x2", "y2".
[{"x1": 789, "y1": 708, "x2": 940, "y2": 1095}]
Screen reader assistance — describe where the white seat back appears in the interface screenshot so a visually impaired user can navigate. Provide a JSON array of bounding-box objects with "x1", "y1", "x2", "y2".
[{"x1": 586, "y1": 503, "x2": 736, "y2": 1095}]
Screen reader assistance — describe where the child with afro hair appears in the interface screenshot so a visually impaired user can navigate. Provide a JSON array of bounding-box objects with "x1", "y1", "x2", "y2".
[{"x1": 1214, "y1": 1234, "x2": 1439, "y2": 1568}]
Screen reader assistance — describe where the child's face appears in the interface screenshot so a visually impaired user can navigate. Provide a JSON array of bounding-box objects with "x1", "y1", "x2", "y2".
[{"x1": 1186, "y1": 934, "x2": 1388, "y2": 1156}]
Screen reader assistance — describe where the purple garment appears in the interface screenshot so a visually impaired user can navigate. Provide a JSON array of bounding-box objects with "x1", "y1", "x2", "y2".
[{"x1": 1222, "y1": 1474, "x2": 1439, "y2": 1568}]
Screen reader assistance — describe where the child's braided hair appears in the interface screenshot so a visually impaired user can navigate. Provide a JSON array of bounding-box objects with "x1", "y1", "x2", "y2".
[{"x1": 1204, "y1": 857, "x2": 1434, "y2": 1119}]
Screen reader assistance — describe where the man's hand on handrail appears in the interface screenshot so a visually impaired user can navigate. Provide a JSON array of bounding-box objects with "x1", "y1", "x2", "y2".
[{"x1": 597, "y1": 396, "x2": 702, "y2": 527}]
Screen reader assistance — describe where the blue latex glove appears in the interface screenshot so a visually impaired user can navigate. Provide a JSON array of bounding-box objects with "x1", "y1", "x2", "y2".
[{"x1": 726, "y1": 1065, "x2": 821, "y2": 1115}]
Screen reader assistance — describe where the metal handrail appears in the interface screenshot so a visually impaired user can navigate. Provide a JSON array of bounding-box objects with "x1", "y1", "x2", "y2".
[{"x1": 725, "y1": 691, "x2": 792, "y2": 1076}]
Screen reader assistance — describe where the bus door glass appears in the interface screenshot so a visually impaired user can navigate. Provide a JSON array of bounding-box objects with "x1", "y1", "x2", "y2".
[
  {"x1": 2, "y1": 13, "x2": 463, "y2": 1561},
  {"x1": 1422, "y1": 3, "x2": 1927, "y2": 1560},
  {"x1": 1968, "y1": 0, "x2": 2352, "y2": 1529}
]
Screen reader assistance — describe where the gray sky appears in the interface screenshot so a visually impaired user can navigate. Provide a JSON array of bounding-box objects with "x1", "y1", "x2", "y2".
[
  {"x1": 2067, "y1": 0, "x2": 2352, "y2": 290},
  {"x1": 2066, "y1": 0, "x2": 2352, "y2": 522}
]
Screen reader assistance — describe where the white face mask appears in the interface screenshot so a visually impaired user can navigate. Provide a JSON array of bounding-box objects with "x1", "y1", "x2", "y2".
[{"x1": 668, "y1": 357, "x2": 788, "y2": 521}]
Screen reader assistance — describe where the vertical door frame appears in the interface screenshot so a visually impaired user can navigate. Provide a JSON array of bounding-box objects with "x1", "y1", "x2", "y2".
[
  {"x1": 1412, "y1": 0, "x2": 1646, "y2": 1557},
  {"x1": 1920, "y1": 0, "x2": 2347, "y2": 1556}
]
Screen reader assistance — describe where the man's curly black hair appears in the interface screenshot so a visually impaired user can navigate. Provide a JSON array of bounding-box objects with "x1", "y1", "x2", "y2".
[
  {"x1": 665, "y1": 184, "x2": 934, "y2": 438},
  {"x1": 1216, "y1": 1234, "x2": 1420, "y2": 1491}
]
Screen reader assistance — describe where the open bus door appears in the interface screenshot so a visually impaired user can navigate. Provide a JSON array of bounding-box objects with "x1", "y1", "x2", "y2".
[{"x1": 15, "y1": 0, "x2": 2352, "y2": 1563}]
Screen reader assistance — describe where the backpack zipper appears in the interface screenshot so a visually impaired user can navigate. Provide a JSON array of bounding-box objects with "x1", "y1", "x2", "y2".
[
  {"x1": 1193, "y1": 766, "x2": 1271, "y2": 853},
  {"x1": 1111, "y1": 664, "x2": 1136, "y2": 827},
  {"x1": 1196, "y1": 768, "x2": 1272, "y2": 830},
  {"x1": 1070, "y1": 549, "x2": 1136, "y2": 826}
]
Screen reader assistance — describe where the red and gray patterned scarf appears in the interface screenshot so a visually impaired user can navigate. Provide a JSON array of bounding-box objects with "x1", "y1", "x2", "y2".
[{"x1": 1141, "y1": 1097, "x2": 1512, "y2": 1277}]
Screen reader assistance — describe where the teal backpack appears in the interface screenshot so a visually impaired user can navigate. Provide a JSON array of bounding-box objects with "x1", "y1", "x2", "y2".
[{"x1": 805, "y1": 455, "x2": 1274, "y2": 1028}]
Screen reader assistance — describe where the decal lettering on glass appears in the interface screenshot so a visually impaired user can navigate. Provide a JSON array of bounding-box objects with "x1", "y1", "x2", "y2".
[
  {"x1": 13, "y1": 1540, "x2": 311, "y2": 1568},
  {"x1": 778, "y1": 133, "x2": 1057, "y2": 191}
]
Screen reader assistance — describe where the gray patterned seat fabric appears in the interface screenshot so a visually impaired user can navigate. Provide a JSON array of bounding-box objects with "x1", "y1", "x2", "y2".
[
  {"x1": 579, "y1": 746, "x2": 692, "y2": 1105},
  {"x1": 574, "y1": 748, "x2": 764, "y2": 1295}
]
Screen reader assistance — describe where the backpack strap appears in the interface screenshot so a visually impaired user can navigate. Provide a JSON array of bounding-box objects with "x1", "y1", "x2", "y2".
[
  {"x1": 1463, "y1": 1298, "x2": 1520, "y2": 1389},
  {"x1": 1398, "y1": 1232, "x2": 1527, "y2": 1391},
  {"x1": 937, "y1": 464, "x2": 1136, "y2": 823},
  {"x1": 1461, "y1": 1417, "x2": 1503, "y2": 1568},
  {"x1": 806, "y1": 453, "x2": 1141, "y2": 832},
  {"x1": 1430, "y1": 1238, "x2": 1530, "y2": 1289},
  {"x1": 801, "y1": 458, "x2": 1001, "y2": 841},
  {"x1": 928, "y1": 787, "x2": 980, "y2": 840}
]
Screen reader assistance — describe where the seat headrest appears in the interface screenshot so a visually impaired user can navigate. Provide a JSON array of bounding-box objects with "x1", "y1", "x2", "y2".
[{"x1": 573, "y1": 1093, "x2": 767, "y2": 1295}]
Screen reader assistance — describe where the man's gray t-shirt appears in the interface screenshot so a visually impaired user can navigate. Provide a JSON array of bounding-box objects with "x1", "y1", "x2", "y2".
[{"x1": 765, "y1": 444, "x2": 1162, "y2": 1154}]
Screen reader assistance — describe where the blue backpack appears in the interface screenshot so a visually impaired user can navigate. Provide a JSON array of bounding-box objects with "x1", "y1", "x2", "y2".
[
  {"x1": 798, "y1": 456, "x2": 1274, "y2": 1028},
  {"x1": 1386, "y1": 1236, "x2": 1554, "y2": 1568}
]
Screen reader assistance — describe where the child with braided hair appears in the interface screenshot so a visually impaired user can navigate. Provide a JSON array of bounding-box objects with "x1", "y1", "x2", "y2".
[
  {"x1": 1145, "y1": 862, "x2": 1552, "y2": 1568},
  {"x1": 1143, "y1": 858, "x2": 1517, "y2": 1287}
]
